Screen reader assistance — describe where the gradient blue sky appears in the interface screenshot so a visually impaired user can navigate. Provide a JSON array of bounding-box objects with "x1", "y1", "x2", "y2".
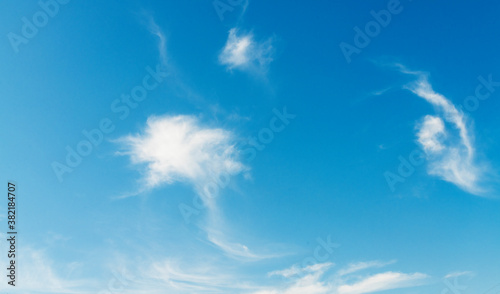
[{"x1": 1, "y1": 0, "x2": 500, "y2": 293}]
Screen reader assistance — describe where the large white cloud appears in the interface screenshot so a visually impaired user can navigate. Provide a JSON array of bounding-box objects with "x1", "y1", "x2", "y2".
[{"x1": 118, "y1": 115, "x2": 245, "y2": 203}]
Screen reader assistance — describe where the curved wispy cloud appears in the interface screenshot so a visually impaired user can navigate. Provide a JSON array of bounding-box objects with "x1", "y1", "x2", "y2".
[
  {"x1": 146, "y1": 15, "x2": 168, "y2": 67},
  {"x1": 404, "y1": 73, "x2": 489, "y2": 195}
]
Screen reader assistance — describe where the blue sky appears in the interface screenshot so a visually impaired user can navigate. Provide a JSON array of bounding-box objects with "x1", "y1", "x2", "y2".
[{"x1": 1, "y1": 0, "x2": 500, "y2": 293}]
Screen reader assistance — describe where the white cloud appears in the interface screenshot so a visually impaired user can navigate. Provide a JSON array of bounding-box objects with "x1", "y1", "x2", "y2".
[
  {"x1": 268, "y1": 263, "x2": 334, "y2": 279},
  {"x1": 0, "y1": 251, "x2": 431, "y2": 294},
  {"x1": 408, "y1": 77, "x2": 474, "y2": 155},
  {"x1": 406, "y1": 74, "x2": 489, "y2": 195},
  {"x1": 337, "y1": 271, "x2": 429, "y2": 294},
  {"x1": 219, "y1": 28, "x2": 274, "y2": 72},
  {"x1": 337, "y1": 260, "x2": 396, "y2": 277},
  {"x1": 206, "y1": 229, "x2": 267, "y2": 260},
  {"x1": 147, "y1": 259, "x2": 242, "y2": 292},
  {"x1": 444, "y1": 271, "x2": 474, "y2": 279},
  {"x1": 117, "y1": 115, "x2": 245, "y2": 204},
  {"x1": 254, "y1": 261, "x2": 428, "y2": 294},
  {"x1": 255, "y1": 263, "x2": 333, "y2": 294},
  {"x1": 99, "y1": 257, "x2": 263, "y2": 294},
  {"x1": 417, "y1": 115, "x2": 446, "y2": 153}
]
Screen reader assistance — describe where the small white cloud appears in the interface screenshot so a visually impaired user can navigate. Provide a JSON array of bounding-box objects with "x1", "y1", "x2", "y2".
[
  {"x1": 268, "y1": 263, "x2": 334, "y2": 279},
  {"x1": 255, "y1": 262, "x2": 333, "y2": 294},
  {"x1": 417, "y1": 115, "x2": 446, "y2": 153},
  {"x1": 337, "y1": 271, "x2": 429, "y2": 294},
  {"x1": 219, "y1": 28, "x2": 274, "y2": 72},
  {"x1": 337, "y1": 260, "x2": 396, "y2": 277},
  {"x1": 444, "y1": 271, "x2": 474, "y2": 279},
  {"x1": 207, "y1": 232, "x2": 264, "y2": 260}
]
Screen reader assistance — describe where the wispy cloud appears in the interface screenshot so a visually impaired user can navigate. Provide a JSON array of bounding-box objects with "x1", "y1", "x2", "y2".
[
  {"x1": 444, "y1": 271, "x2": 474, "y2": 279},
  {"x1": 219, "y1": 28, "x2": 274, "y2": 72},
  {"x1": 337, "y1": 260, "x2": 396, "y2": 277},
  {"x1": 337, "y1": 271, "x2": 429, "y2": 294},
  {"x1": 140, "y1": 14, "x2": 231, "y2": 112},
  {"x1": 0, "y1": 248, "x2": 91, "y2": 294},
  {"x1": 145, "y1": 259, "x2": 250, "y2": 293},
  {"x1": 254, "y1": 262, "x2": 334, "y2": 294},
  {"x1": 405, "y1": 72, "x2": 489, "y2": 195},
  {"x1": 147, "y1": 17, "x2": 168, "y2": 67},
  {"x1": 254, "y1": 261, "x2": 428, "y2": 294},
  {"x1": 206, "y1": 227, "x2": 272, "y2": 260},
  {"x1": 98, "y1": 255, "x2": 262, "y2": 294},
  {"x1": 136, "y1": 11, "x2": 169, "y2": 68},
  {"x1": 3, "y1": 251, "x2": 432, "y2": 294},
  {"x1": 268, "y1": 263, "x2": 334, "y2": 279}
]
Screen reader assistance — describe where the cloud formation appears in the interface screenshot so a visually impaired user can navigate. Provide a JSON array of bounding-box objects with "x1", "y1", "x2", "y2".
[
  {"x1": 337, "y1": 271, "x2": 428, "y2": 294},
  {"x1": 406, "y1": 75, "x2": 488, "y2": 195},
  {"x1": 253, "y1": 261, "x2": 428, "y2": 294},
  {"x1": 118, "y1": 115, "x2": 245, "y2": 203},
  {"x1": 219, "y1": 28, "x2": 274, "y2": 72}
]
